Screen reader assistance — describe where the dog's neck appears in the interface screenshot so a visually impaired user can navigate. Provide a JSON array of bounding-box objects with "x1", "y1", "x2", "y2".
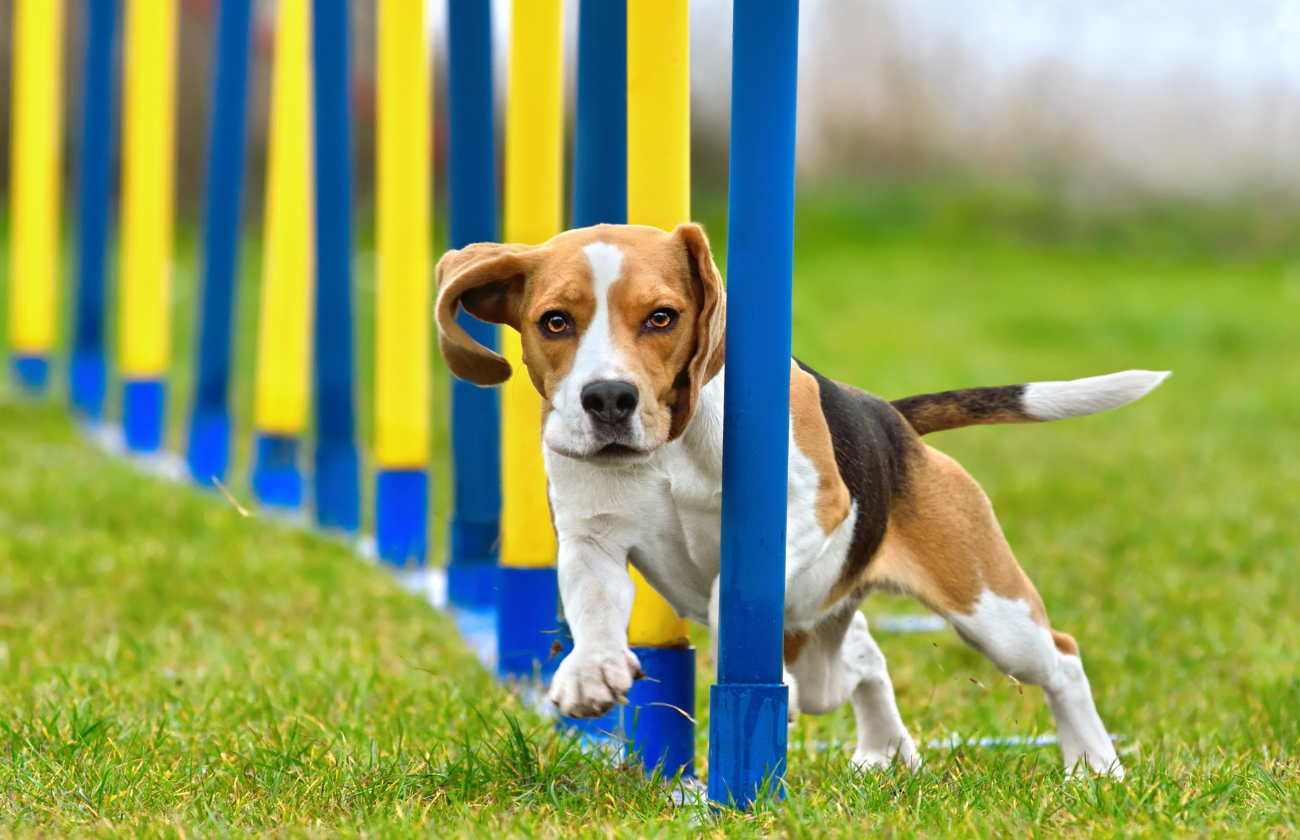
[{"x1": 673, "y1": 367, "x2": 728, "y2": 480}]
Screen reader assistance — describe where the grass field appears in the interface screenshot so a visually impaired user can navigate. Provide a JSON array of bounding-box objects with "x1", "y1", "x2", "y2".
[{"x1": 1, "y1": 189, "x2": 1299, "y2": 836}]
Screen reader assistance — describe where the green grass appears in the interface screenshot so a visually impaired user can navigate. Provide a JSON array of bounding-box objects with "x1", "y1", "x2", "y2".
[{"x1": 2, "y1": 191, "x2": 1299, "y2": 836}]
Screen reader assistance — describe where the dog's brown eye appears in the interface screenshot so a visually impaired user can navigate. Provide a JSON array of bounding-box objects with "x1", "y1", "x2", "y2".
[
  {"x1": 646, "y1": 309, "x2": 676, "y2": 330},
  {"x1": 540, "y1": 311, "x2": 570, "y2": 335}
]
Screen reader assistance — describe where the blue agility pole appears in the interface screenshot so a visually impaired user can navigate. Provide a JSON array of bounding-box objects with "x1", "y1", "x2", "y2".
[
  {"x1": 571, "y1": 0, "x2": 626, "y2": 230},
  {"x1": 558, "y1": 0, "x2": 628, "y2": 745},
  {"x1": 70, "y1": 0, "x2": 119, "y2": 422},
  {"x1": 708, "y1": 0, "x2": 799, "y2": 809},
  {"x1": 311, "y1": 0, "x2": 360, "y2": 533},
  {"x1": 186, "y1": 0, "x2": 253, "y2": 484},
  {"x1": 445, "y1": 0, "x2": 502, "y2": 611},
  {"x1": 573, "y1": 0, "x2": 698, "y2": 780}
]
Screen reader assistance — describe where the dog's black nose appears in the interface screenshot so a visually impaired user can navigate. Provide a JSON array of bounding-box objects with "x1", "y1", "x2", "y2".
[{"x1": 581, "y1": 380, "x2": 639, "y2": 426}]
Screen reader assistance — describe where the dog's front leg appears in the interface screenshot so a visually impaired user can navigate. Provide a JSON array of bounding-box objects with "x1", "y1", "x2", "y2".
[{"x1": 546, "y1": 533, "x2": 642, "y2": 719}]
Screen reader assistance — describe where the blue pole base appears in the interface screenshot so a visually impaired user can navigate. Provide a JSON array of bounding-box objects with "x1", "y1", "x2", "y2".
[
  {"x1": 186, "y1": 407, "x2": 231, "y2": 485},
  {"x1": 252, "y1": 434, "x2": 303, "y2": 509},
  {"x1": 707, "y1": 682, "x2": 788, "y2": 809},
  {"x1": 447, "y1": 558, "x2": 497, "y2": 611},
  {"x1": 562, "y1": 646, "x2": 696, "y2": 778},
  {"x1": 376, "y1": 468, "x2": 429, "y2": 568},
  {"x1": 123, "y1": 379, "x2": 167, "y2": 454},
  {"x1": 447, "y1": 517, "x2": 499, "y2": 610},
  {"x1": 69, "y1": 352, "x2": 107, "y2": 420},
  {"x1": 496, "y1": 564, "x2": 562, "y2": 681},
  {"x1": 314, "y1": 437, "x2": 360, "y2": 533},
  {"x1": 626, "y1": 646, "x2": 696, "y2": 777},
  {"x1": 12, "y1": 355, "x2": 50, "y2": 394}
]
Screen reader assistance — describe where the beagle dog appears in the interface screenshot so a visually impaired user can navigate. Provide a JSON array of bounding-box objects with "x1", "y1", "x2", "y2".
[{"x1": 435, "y1": 223, "x2": 1166, "y2": 778}]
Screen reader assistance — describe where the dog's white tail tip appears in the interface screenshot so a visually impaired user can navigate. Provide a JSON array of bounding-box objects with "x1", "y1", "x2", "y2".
[{"x1": 1022, "y1": 370, "x2": 1170, "y2": 422}]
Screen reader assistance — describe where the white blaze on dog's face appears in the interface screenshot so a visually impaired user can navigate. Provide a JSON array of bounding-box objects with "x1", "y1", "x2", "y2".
[{"x1": 433, "y1": 224, "x2": 725, "y2": 463}]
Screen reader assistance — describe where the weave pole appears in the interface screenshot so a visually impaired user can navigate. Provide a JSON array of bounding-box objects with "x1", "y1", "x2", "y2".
[
  {"x1": 374, "y1": 0, "x2": 432, "y2": 567},
  {"x1": 118, "y1": 0, "x2": 179, "y2": 454},
  {"x1": 572, "y1": 0, "x2": 625, "y2": 229},
  {"x1": 622, "y1": 0, "x2": 696, "y2": 778},
  {"x1": 498, "y1": 0, "x2": 565, "y2": 679},
  {"x1": 7, "y1": 0, "x2": 66, "y2": 393},
  {"x1": 71, "y1": 0, "x2": 118, "y2": 420},
  {"x1": 557, "y1": 0, "x2": 627, "y2": 743},
  {"x1": 311, "y1": 0, "x2": 360, "y2": 533},
  {"x1": 708, "y1": 0, "x2": 799, "y2": 808},
  {"x1": 187, "y1": 0, "x2": 254, "y2": 485},
  {"x1": 251, "y1": 0, "x2": 314, "y2": 509},
  {"x1": 445, "y1": 0, "x2": 502, "y2": 613}
]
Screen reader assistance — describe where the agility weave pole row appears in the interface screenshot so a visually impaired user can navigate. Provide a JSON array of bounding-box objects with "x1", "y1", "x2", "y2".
[{"x1": 3, "y1": 0, "x2": 800, "y2": 810}]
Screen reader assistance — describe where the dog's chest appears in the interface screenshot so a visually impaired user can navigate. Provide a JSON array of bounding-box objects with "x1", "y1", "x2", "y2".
[
  {"x1": 627, "y1": 444, "x2": 725, "y2": 623},
  {"x1": 544, "y1": 372, "x2": 868, "y2": 629}
]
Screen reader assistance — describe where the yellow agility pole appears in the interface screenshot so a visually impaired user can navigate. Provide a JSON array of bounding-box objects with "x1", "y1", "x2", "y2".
[
  {"x1": 619, "y1": 0, "x2": 695, "y2": 776},
  {"x1": 250, "y1": 0, "x2": 314, "y2": 508},
  {"x1": 7, "y1": 0, "x2": 66, "y2": 392},
  {"x1": 497, "y1": 0, "x2": 564, "y2": 678},
  {"x1": 119, "y1": 0, "x2": 179, "y2": 452},
  {"x1": 626, "y1": 0, "x2": 691, "y2": 649},
  {"x1": 374, "y1": 0, "x2": 432, "y2": 565}
]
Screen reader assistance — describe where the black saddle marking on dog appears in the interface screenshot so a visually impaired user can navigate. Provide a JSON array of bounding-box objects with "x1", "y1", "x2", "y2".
[{"x1": 795, "y1": 359, "x2": 916, "y2": 587}]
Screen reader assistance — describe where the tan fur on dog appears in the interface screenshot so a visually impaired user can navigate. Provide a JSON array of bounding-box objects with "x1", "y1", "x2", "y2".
[
  {"x1": 790, "y1": 364, "x2": 852, "y2": 535},
  {"x1": 862, "y1": 446, "x2": 1050, "y2": 624}
]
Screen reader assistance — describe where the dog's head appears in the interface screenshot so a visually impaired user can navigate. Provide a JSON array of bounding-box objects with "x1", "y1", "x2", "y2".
[{"x1": 435, "y1": 224, "x2": 725, "y2": 464}]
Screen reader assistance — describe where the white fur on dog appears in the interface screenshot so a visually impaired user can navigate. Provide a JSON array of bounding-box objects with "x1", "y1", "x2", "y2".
[
  {"x1": 946, "y1": 591, "x2": 1122, "y2": 778},
  {"x1": 543, "y1": 242, "x2": 652, "y2": 457},
  {"x1": 1022, "y1": 369, "x2": 1169, "y2": 422}
]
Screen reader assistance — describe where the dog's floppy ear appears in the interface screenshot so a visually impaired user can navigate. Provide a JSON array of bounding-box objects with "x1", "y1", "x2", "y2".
[
  {"x1": 669, "y1": 223, "x2": 726, "y2": 440},
  {"x1": 434, "y1": 242, "x2": 536, "y2": 385}
]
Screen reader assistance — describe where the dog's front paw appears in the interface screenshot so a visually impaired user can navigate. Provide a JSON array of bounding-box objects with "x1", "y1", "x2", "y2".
[{"x1": 547, "y1": 648, "x2": 643, "y2": 718}]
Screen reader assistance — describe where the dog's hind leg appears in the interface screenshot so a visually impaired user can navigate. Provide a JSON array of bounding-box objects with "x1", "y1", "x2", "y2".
[
  {"x1": 785, "y1": 607, "x2": 919, "y2": 771},
  {"x1": 867, "y1": 445, "x2": 1123, "y2": 779},
  {"x1": 945, "y1": 592, "x2": 1121, "y2": 778}
]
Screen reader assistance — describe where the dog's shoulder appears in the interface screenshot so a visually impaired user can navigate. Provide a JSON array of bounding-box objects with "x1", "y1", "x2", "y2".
[{"x1": 792, "y1": 359, "x2": 919, "y2": 502}]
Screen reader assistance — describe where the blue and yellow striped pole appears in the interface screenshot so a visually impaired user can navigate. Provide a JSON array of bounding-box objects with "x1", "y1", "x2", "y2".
[
  {"x1": 446, "y1": 0, "x2": 502, "y2": 612},
  {"x1": 622, "y1": 0, "x2": 696, "y2": 778},
  {"x1": 374, "y1": 0, "x2": 432, "y2": 566},
  {"x1": 8, "y1": 0, "x2": 66, "y2": 392},
  {"x1": 497, "y1": 0, "x2": 565, "y2": 680},
  {"x1": 71, "y1": 0, "x2": 118, "y2": 421},
  {"x1": 251, "y1": 0, "x2": 314, "y2": 508},
  {"x1": 118, "y1": 0, "x2": 179, "y2": 453}
]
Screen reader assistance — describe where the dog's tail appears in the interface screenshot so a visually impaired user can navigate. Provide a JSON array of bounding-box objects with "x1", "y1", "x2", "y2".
[{"x1": 891, "y1": 370, "x2": 1169, "y2": 436}]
